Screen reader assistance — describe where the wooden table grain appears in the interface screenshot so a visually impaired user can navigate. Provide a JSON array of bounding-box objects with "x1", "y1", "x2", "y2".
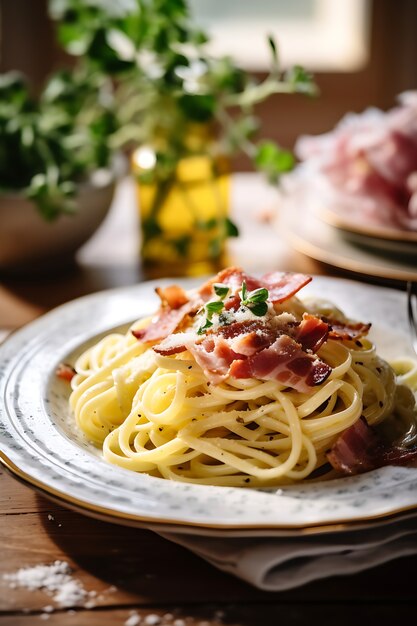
[{"x1": 1, "y1": 175, "x2": 416, "y2": 625}]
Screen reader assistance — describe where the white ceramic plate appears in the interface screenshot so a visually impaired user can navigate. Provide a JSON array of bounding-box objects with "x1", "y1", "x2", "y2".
[
  {"x1": 1, "y1": 277, "x2": 417, "y2": 532},
  {"x1": 317, "y1": 205, "x2": 417, "y2": 258},
  {"x1": 281, "y1": 200, "x2": 417, "y2": 283}
]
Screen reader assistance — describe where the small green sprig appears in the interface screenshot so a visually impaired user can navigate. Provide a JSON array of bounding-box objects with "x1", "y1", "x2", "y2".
[
  {"x1": 197, "y1": 283, "x2": 230, "y2": 334},
  {"x1": 197, "y1": 280, "x2": 270, "y2": 335},
  {"x1": 240, "y1": 281, "x2": 269, "y2": 317},
  {"x1": 213, "y1": 283, "x2": 230, "y2": 298}
]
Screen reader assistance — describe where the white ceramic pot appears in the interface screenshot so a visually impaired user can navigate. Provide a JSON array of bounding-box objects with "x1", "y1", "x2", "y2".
[{"x1": 0, "y1": 176, "x2": 116, "y2": 273}]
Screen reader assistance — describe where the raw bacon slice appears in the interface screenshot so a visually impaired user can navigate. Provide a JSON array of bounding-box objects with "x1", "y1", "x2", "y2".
[
  {"x1": 327, "y1": 416, "x2": 417, "y2": 475},
  {"x1": 229, "y1": 334, "x2": 332, "y2": 394},
  {"x1": 295, "y1": 313, "x2": 329, "y2": 352}
]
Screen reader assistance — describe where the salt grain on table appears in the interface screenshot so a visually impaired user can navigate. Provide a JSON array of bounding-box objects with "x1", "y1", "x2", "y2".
[
  {"x1": 2, "y1": 561, "x2": 88, "y2": 608},
  {"x1": 144, "y1": 615, "x2": 161, "y2": 625},
  {"x1": 125, "y1": 613, "x2": 142, "y2": 626}
]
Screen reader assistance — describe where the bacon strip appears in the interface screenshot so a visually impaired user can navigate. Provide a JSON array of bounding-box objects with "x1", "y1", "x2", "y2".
[
  {"x1": 295, "y1": 313, "x2": 329, "y2": 352},
  {"x1": 132, "y1": 269, "x2": 376, "y2": 394},
  {"x1": 199, "y1": 267, "x2": 260, "y2": 299},
  {"x1": 327, "y1": 417, "x2": 417, "y2": 475},
  {"x1": 155, "y1": 285, "x2": 189, "y2": 310},
  {"x1": 188, "y1": 336, "x2": 245, "y2": 384},
  {"x1": 218, "y1": 321, "x2": 276, "y2": 354},
  {"x1": 56, "y1": 362, "x2": 76, "y2": 383},
  {"x1": 133, "y1": 296, "x2": 201, "y2": 344},
  {"x1": 324, "y1": 318, "x2": 371, "y2": 341},
  {"x1": 199, "y1": 267, "x2": 312, "y2": 305},
  {"x1": 260, "y1": 272, "x2": 312, "y2": 303},
  {"x1": 229, "y1": 335, "x2": 332, "y2": 394}
]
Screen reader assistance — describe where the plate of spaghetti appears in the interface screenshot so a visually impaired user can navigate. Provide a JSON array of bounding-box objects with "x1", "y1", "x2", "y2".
[{"x1": 1, "y1": 268, "x2": 417, "y2": 531}]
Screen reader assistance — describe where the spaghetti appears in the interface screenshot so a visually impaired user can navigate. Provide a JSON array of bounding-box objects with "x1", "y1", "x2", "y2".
[{"x1": 69, "y1": 268, "x2": 417, "y2": 486}]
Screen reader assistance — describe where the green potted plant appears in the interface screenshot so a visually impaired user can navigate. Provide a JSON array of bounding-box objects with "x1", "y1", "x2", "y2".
[
  {"x1": 0, "y1": 67, "x2": 120, "y2": 272},
  {"x1": 50, "y1": 0, "x2": 317, "y2": 277}
]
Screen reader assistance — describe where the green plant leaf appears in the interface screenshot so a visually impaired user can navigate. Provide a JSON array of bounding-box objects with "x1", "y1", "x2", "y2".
[
  {"x1": 225, "y1": 217, "x2": 239, "y2": 238},
  {"x1": 285, "y1": 65, "x2": 318, "y2": 96},
  {"x1": 254, "y1": 141, "x2": 295, "y2": 184},
  {"x1": 267, "y1": 34, "x2": 279, "y2": 74},
  {"x1": 173, "y1": 234, "x2": 191, "y2": 257},
  {"x1": 178, "y1": 94, "x2": 216, "y2": 122},
  {"x1": 142, "y1": 218, "x2": 162, "y2": 240}
]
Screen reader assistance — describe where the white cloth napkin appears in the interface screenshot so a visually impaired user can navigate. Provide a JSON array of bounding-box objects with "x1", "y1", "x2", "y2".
[{"x1": 157, "y1": 514, "x2": 417, "y2": 591}]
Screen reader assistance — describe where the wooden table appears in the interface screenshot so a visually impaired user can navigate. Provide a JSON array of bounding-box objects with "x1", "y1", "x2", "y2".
[{"x1": 1, "y1": 175, "x2": 416, "y2": 625}]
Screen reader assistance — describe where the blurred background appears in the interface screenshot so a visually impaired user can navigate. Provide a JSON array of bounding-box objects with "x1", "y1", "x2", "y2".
[
  {"x1": 1, "y1": 0, "x2": 417, "y2": 300},
  {"x1": 1, "y1": 0, "x2": 417, "y2": 163}
]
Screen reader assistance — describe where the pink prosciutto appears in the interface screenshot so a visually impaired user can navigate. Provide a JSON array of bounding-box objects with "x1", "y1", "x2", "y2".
[{"x1": 296, "y1": 91, "x2": 417, "y2": 231}]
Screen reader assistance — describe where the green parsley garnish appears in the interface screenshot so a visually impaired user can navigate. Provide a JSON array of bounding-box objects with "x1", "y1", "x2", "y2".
[
  {"x1": 205, "y1": 300, "x2": 225, "y2": 315},
  {"x1": 197, "y1": 284, "x2": 230, "y2": 334},
  {"x1": 197, "y1": 279, "x2": 269, "y2": 334},
  {"x1": 197, "y1": 319, "x2": 214, "y2": 335},
  {"x1": 213, "y1": 283, "x2": 230, "y2": 298},
  {"x1": 240, "y1": 283, "x2": 269, "y2": 317}
]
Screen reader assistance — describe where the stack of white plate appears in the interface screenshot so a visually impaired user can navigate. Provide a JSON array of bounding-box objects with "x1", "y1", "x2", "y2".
[{"x1": 280, "y1": 169, "x2": 417, "y2": 283}]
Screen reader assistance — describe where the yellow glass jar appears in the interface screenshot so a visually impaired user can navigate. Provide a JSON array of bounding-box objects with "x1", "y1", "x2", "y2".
[{"x1": 132, "y1": 126, "x2": 231, "y2": 278}]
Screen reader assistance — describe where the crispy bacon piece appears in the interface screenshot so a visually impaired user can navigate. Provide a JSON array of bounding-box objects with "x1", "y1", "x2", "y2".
[
  {"x1": 136, "y1": 268, "x2": 313, "y2": 346},
  {"x1": 133, "y1": 304, "x2": 191, "y2": 343},
  {"x1": 325, "y1": 318, "x2": 371, "y2": 341},
  {"x1": 188, "y1": 336, "x2": 245, "y2": 384},
  {"x1": 229, "y1": 335, "x2": 331, "y2": 394},
  {"x1": 132, "y1": 287, "x2": 202, "y2": 344},
  {"x1": 56, "y1": 362, "x2": 76, "y2": 383},
  {"x1": 327, "y1": 417, "x2": 417, "y2": 475},
  {"x1": 153, "y1": 342, "x2": 187, "y2": 356},
  {"x1": 228, "y1": 330, "x2": 273, "y2": 357},
  {"x1": 155, "y1": 285, "x2": 189, "y2": 310},
  {"x1": 199, "y1": 267, "x2": 312, "y2": 305},
  {"x1": 217, "y1": 321, "x2": 275, "y2": 356},
  {"x1": 152, "y1": 331, "x2": 195, "y2": 356},
  {"x1": 295, "y1": 313, "x2": 329, "y2": 352},
  {"x1": 199, "y1": 266, "x2": 260, "y2": 299},
  {"x1": 133, "y1": 269, "x2": 364, "y2": 393},
  {"x1": 261, "y1": 272, "x2": 312, "y2": 303}
]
